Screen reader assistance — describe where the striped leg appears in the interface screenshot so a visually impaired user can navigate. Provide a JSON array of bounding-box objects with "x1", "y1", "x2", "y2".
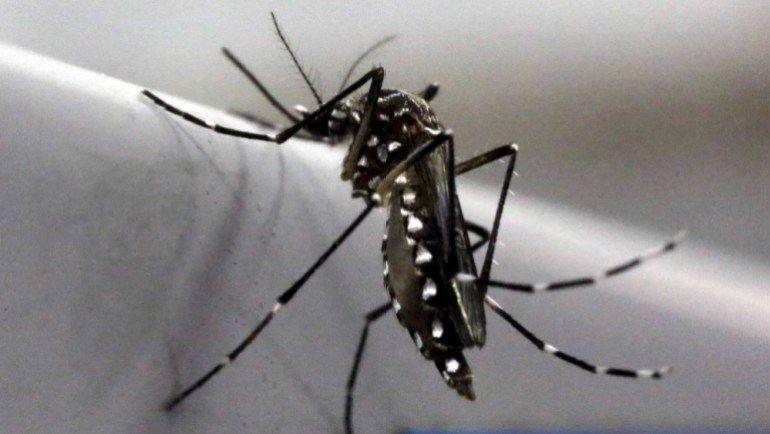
[
  {"x1": 164, "y1": 200, "x2": 377, "y2": 411},
  {"x1": 142, "y1": 67, "x2": 385, "y2": 144},
  {"x1": 344, "y1": 303, "x2": 390, "y2": 434},
  {"x1": 485, "y1": 296, "x2": 671, "y2": 379},
  {"x1": 483, "y1": 230, "x2": 687, "y2": 293},
  {"x1": 141, "y1": 89, "x2": 275, "y2": 141}
]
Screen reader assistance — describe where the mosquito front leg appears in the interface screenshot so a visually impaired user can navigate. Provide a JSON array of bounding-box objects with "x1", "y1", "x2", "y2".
[
  {"x1": 141, "y1": 90, "x2": 277, "y2": 141},
  {"x1": 454, "y1": 143, "x2": 684, "y2": 296},
  {"x1": 143, "y1": 67, "x2": 384, "y2": 145}
]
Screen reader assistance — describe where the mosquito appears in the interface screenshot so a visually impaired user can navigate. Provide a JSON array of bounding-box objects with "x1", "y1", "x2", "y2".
[{"x1": 141, "y1": 13, "x2": 685, "y2": 434}]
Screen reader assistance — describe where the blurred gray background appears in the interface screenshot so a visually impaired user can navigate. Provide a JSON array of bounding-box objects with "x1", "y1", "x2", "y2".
[{"x1": 1, "y1": 0, "x2": 767, "y2": 262}]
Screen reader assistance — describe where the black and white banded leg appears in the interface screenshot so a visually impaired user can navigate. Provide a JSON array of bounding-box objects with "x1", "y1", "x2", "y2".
[
  {"x1": 459, "y1": 141, "x2": 685, "y2": 295},
  {"x1": 485, "y1": 295, "x2": 671, "y2": 378},
  {"x1": 345, "y1": 303, "x2": 391, "y2": 434},
  {"x1": 452, "y1": 141, "x2": 672, "y2": 380},
  {"x1": 481, "y1": 230, "x2": 688, "y2": 294},
  {"x1": 164, "y1": 198, "x2": 378, "y2": 411},
  {"x1": 142, "y1": 66, "x2": 386, "y2": 144}
]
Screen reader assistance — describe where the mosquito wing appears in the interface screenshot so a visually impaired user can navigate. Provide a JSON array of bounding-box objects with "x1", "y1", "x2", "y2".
[{"x1": 416, "y1": 144, "x2": 486, "y2": 347}]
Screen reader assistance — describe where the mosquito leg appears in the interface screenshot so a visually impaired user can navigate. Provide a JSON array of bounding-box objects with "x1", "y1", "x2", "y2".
[
  {"x1": 418, "y1": 82, "x2": 440, "y2": 102},
  {"x1": 341, "y1": 68, "x2": 386, "y2": 179},
  {"x1": 455, "y1": 145, "x2": 686, "y2": 294},
  {"x1": 435, "y1": 143, "x2": 518, "y2": 268},
  {"x1": 164, "y1": 198, "x2": 380, "y2": 411},
  {"x1": 455, "y1": 143, "x2": 519, "y2": 175},
  {"x1": 338, "y1": 34, "x2": 397, "y2": 92},
  {"x1": 482, "y1": 230, "x2": 687, "y2": 294},
  {"x1": 227, "y1": 109, "x2": 323, "y2": 143},
  {"x1": 486, "y1": 295, "x2": 671, "y2": 378},
  {"x1": 464, "y1": 220, "x2": 490, "y2": 253},
  {"x1": 143, "y1": 67, "x2": 385, "y2": 144},
  {"x1": 476, "y1": 145, "x2": 519, "y2": 296},
  {"x1": 141, "y1": 90, "x2": 277, "y2": 141},
  {"x1": 445, "y1": 133, "x2": 460, "y2": 270},
  {"x1": 454, "y1": 143, "x2": 519, "y2": 262},
  {"x1": 344, "y1": 303, "x2": 390, "y2": 434}
]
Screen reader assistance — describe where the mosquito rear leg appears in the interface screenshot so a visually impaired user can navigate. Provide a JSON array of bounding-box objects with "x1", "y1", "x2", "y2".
[
  {"x1": 344, "y1": 303, "x2": 390, "y2": 434},
  {"x1": 486, "y1": 295, "x2": 671, "y2": 378},
  {"x1": 452, "y1": 143, "x2": 685, "y2": 295},
  {"x1": 482, "y1": 230, "x2": 687, "y2": 294}
]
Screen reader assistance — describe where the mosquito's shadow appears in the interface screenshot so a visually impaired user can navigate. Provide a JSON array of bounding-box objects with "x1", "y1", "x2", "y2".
[{"x1": 154, "y1": 110, "x2": 292, "y2": 416}]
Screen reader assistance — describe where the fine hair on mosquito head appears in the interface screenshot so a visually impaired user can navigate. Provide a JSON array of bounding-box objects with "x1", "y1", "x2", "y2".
[{"x1": 269, "y1": 12, "x2": 396, "y2": 141}]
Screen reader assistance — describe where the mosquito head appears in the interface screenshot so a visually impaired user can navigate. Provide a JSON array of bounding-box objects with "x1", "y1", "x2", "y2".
[{"x1": 290, "y1": 101, "x2": 357, "y2": 143}]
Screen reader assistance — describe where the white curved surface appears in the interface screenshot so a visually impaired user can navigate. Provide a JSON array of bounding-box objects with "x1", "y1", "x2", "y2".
[{"x1": 1, "y1": 44, "x2": 769, "y2": 433}]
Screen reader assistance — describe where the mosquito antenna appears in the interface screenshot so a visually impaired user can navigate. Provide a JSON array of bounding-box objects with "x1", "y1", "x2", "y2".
[
  {"x1": 338, "y1": 35, "x2": 396, "y2": 92},
  {"x1": 270, "y1": 12, "x2": 323, "y2": 105}
]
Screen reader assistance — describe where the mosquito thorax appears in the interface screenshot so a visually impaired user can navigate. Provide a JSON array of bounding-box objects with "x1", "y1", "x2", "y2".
[
  {"x1": 327, "y1": 100, "x2": 355, "y2": 137},
  {"x1": 340, "y1": 89, "x2": 442, "y2": 201}
]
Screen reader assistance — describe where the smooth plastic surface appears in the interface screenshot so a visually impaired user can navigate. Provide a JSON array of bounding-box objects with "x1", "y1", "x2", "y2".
[{"x1": 1, "y1": 44, "x2": 770, "y2": 434}]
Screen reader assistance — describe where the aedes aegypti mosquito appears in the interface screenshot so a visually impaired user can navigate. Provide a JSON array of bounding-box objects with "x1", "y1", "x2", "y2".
[{"x1": 142, "y1": 13, "x2": 685, "y2": 434}]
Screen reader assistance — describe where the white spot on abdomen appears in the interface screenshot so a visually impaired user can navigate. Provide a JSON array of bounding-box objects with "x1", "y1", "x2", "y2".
[
  {"x1": 407, "y1": 216, "x2": 423, "y2": 233},
  {"x1": 415, "y1": 244, "x2": 433, "y2": 265},
  {"x1": 402, "y1": 189, "x2": 416, "y2": 206},
  {"x1": 431, "y1": 318, "x2": 444, "y2": 338},
  {"x1": 422, "y1": 278, "x2": 437, "y2": 301}
]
